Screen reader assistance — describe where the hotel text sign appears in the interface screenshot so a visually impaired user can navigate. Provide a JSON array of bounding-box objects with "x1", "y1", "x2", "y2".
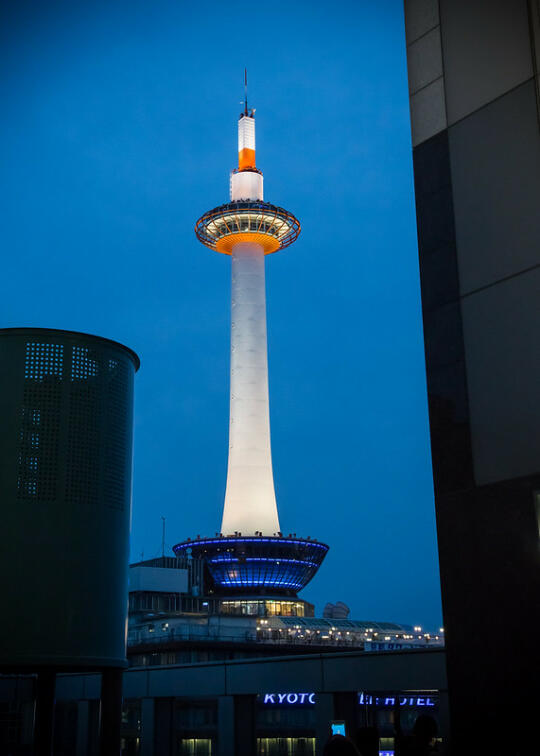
[{"x1": 262, "y1": 692, "x2": 437, "y2": 708}]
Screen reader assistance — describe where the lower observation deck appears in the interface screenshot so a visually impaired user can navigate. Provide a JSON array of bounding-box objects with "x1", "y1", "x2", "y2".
[
  {"x1": 173, "y1": 536, "x2": 329, "y2": 596},
  {"x1": 195, "y1": 201, "x2": 300, "y2": 255}
]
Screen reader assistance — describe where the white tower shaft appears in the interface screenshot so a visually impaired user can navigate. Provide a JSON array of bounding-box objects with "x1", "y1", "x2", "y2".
[{"x1": 221, "y1": 242, "x2": 280, "y2": 536}]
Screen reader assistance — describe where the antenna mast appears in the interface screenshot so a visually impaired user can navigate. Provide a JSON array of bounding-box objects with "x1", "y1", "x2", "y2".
[
  {"x1": 244, "y1": 68, "x2": 248, "y2": 115},
  {"x1": 161, "y1": 516, "x2": 166, "y2": 559}
]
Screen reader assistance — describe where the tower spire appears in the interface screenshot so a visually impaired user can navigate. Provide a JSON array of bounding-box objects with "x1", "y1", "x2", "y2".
[
  {"x1": 237, "y1": 71, "x2": 256, "y2": 172},
  {"x1": 175, "y1": 86, "x2": 328, "y2": 598}
]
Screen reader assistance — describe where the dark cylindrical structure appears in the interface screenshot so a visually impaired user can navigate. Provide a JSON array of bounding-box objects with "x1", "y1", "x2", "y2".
[{"x1": 0, "y1": 328, "x2": 139, "y2": 670}]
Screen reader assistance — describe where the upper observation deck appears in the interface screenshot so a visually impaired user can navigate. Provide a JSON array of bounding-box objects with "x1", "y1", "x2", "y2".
[{"x1": 195, "y1": 200, "x2": 301, "y2": 255}]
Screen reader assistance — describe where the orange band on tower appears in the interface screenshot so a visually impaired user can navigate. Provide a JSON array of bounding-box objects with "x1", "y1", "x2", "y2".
[
  {"x1": 215, "y1": 232, "x2": 280, "y2": 255},
  {"x1": 239, "y1": 148, "x2": 256, "y2": 170}
]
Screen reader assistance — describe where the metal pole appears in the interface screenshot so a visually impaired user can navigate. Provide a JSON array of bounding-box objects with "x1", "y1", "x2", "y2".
[
  {"x1": 99, "y1": 668, "x2": 123, "y2": 756},
  {"x1": 34, "y1": 670, "x2": 56, "y2": 756}
]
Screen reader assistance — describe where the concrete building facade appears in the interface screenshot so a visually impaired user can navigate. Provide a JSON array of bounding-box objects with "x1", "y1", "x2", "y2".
[{"x1": 0, "y1": 649, "x2": 448, "y2": 756}]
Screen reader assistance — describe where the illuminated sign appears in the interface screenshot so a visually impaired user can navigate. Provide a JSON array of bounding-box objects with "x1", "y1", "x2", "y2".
[
  {"x1": 261, "y1": 693, "x2": 437, "y2": 708},
  {"x1": 263, "y1": 693, "x2": 316, "y2": 704},
  {"x1": 359, "y1": 693, "x2": 437, "y2": 708}
]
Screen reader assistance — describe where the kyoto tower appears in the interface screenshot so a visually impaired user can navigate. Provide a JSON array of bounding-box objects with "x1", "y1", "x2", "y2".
[{"x1": 174, "y1": 81, "x2": 328, "y2": 598}]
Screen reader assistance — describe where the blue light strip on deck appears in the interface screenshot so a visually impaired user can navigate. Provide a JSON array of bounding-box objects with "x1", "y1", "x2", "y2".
[
  {"x1": 174, "y1": 537, "x2": 329, "y2": 551},
  {"x1": 209, "y1": 557, "x2": 319, "y2": 567}
]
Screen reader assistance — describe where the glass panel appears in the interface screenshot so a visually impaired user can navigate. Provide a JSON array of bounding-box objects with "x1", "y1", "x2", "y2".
[
  {"x1": 257, "y1": 738, "x2": 315, "y2": 756},
  {"x1": 178, "y1": 738, "x2": 213, "y2": 756}
]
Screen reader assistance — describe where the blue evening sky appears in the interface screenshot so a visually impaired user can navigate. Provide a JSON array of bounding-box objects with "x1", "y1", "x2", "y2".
[{"x1": 1, "y1": 0, "x2": 442, "y2": 628}]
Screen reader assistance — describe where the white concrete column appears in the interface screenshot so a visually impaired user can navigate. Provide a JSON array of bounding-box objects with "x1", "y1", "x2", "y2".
[{"x1": 221, "y1": 243, "x2": 280, "y2": 536}]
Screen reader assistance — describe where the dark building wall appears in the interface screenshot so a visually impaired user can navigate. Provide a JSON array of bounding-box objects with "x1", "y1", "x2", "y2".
[{"x1": 404, "y1": 1, "x2": 540, "y2": 753}]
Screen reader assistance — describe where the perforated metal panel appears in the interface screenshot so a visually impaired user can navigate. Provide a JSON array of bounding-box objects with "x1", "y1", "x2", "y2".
[
  {"x1": 0, "y1": 328, "x2": 139, "y2": 670},
  {"x1": 18, "y1": 342, "x2": 64, "y2": 501}
]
